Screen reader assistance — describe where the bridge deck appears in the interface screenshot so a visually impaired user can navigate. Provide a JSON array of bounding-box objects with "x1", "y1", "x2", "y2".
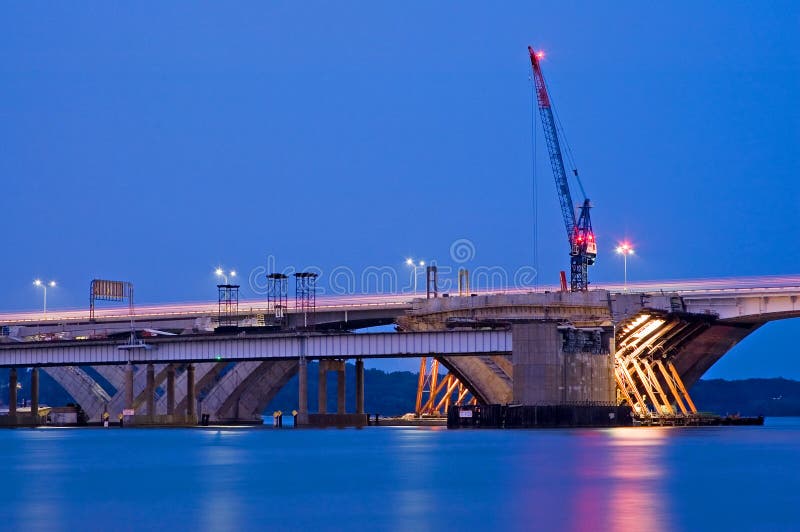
[{"x1": 0, "y1": 330, "x2": 512, "y2": 367}]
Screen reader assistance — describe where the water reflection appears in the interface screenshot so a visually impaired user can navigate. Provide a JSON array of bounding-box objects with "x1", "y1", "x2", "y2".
[
  {"x1": 0, "y1": 423, "x2": 797, "y2": 530},
  {"x1": 605, "y1": 428, "x2": 671, "y2": 532},
  {"x1": 199, "y1": 431, "x2": 247, "y2": 531}
]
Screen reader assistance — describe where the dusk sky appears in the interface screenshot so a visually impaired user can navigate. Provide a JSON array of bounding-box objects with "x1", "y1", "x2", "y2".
[{"x1": 1, "y1": 3, "x2": 798, "y2": 378}]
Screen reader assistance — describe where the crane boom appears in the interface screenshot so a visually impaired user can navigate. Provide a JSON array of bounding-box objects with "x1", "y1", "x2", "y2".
[
  {"x1": 528, "y1": 46, "x2": 596, "y2": 292},
  {"x1": 528, "y1": 46, "x2": 577, "y2": 242}
]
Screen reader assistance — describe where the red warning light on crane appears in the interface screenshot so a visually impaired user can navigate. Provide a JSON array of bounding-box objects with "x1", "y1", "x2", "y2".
[{"x1": 535, "y1": 50, "x2": 545, "y2": 60}]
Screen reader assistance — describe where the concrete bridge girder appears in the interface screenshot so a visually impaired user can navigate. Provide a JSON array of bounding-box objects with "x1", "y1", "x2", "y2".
[
  {"x1": 11, "y1": 306, "x2": 407, "y2": 341},
  {"x1": 199, "y1": 361, "x2": 270, "y2": 421},
  {"x1": 93, "y1": 365, "x2": 127, "y2": 394},
  {"x1": 197, "y1": 360, "x2": 299, "y2": 422},
  {"x1": 672, "y1": 320, "x2": 763, "y2": 389},
  {"x1": 439, "y1": 355, "x2": 513, "y2": 405},
  {"x1": 42, "y1": 366, "x2": 111, "y2": 422},
  {"x1": 683, "y1": 293, "x2": 800, "y2": 321},
  {"x1": 217, "y1": 360, "x2": 298, "y2": 421},
  {"x1": 399, "y1": 302, "x2": 613, "y2": 332},
  {"x1": 200, "y1": 361, "x2": 264, "y2": 421}
]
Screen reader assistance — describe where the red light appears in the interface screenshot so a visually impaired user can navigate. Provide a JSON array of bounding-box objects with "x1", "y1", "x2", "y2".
[{"x1": 536, "y1": 51, "x2": 545, "y2": 60}]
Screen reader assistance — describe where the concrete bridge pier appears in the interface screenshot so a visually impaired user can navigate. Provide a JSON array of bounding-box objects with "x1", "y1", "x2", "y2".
[
  {"x1": 310, "y1": 359, "x2": 364, "y2": 426},
  {"x1": 297, "y1": 357, "x2": 308, "y2": 425},
  {"x1": 336, "y1": 361, "x2": 346, "y2": 415},
  {"x1": 318, "y1": 360, "x2": 346, "y2": 415},
  {"x1": 166, "y1": 364, "x2": 176, "y2": 416},
  {"x1": 30, "y1": 367, "x2": 39, "y2": 417},
  {"x1": 8, "y1": 368, "x2": 17, "y2": 416},
  {"x1": 356, "y1": 359, "x2": 364, "y2": 415},
  {"x1": 125, "y1": 363, "x2": 134, "y2": 411},
  {"x1": 145, "y1": 364, "x2": 155, "y2": 418},
  {"x1": 318, "y1": 362, "x2": 327, "y2": 414},
  {"x1": 186, "y1": 364, "x2": 196, "y2": 421},
  {"x1": 511, "y1": 322, "x2": 615, "y2": 405}
]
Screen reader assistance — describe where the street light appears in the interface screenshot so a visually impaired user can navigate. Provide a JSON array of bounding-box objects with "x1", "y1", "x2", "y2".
[
  {"x1": 215, "y1": 268, "x2": 237, "y2": 285},
  {"x1": 33, "y1": 279, "x2": 56, "y2": 316},
  {"x1": 405, "y1": 258, "x2": 425, "y2": 294},
  {"x1": 615, "y1": 243, "x2": 635, "y2": 292}
]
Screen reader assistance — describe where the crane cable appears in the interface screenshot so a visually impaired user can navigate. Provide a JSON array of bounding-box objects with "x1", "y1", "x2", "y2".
[
  {"x1": 529, "y1": 68, "x2": 539, "y2": 291},
  {"x1": 545, "y1": 79, "x2": 587, "y2": 202}
]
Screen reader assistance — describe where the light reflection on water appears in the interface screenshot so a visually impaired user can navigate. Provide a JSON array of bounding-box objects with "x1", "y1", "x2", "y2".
[{"x1": 0, "y1": 420, "x2": 798, "y2": 531}]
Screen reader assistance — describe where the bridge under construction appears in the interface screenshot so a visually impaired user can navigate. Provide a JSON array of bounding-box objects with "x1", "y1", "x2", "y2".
[
  {"x1": 0, "y1": 44, "x2": 796, "y2": 428},
  {"x1": 0, "y1": 276, "x2": 798, "y2": 427}
]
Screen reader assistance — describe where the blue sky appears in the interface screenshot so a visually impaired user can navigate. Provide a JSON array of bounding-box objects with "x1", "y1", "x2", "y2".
[{"x1": 1, "y1": 2, "x2": 798, "y2": 378}]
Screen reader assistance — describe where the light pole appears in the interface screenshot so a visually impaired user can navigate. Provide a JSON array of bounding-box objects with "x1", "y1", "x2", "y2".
[
  {"x1": 615, "y1": 243, "x2": 634, "y2": 292},
  {"x1": 33, "y1": 279, "x2": 56, "y2": 317},
  {"x1": 215, "y1": 268, "x2": 237, "y2": 285},
  {"x1": 405, "y1": 258, "x2": 425, "y2": 294}
]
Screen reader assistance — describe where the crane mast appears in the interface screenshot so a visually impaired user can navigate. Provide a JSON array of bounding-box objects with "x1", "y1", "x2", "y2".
[{"x1": 528, "y1": 46, "x2": 596, "y2": 292}]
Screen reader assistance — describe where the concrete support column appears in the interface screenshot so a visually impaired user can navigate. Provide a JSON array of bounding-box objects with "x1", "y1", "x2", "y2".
[
  {"x1": 186, "y1": 364, "x2": 196, "y2": 419},
  {"x1": 337, "y1": 362, "x2": 346, "y2": 415},
  {"x1": 355, "y1": 359, "x2": 364, "y2": 415},
  {"x1": 30, "y1": 367, "x2": 39, "y2": 417},
  {"x1": 318, "y1": 361, "x2": 327, "y2": 414},
  {"x1": 146, "y1": 363, "x2": 155, "y2": 417},
  {"x1": 8, "y1": 368, "x2": 17, "y2": 416},
  {"x1": 125, "y1": 363, "x2": 134, "y2": 410},
  {"x1": 298, "y1": 357, "x2": 308, "y2": 424},
  {"x1": 166, "y1": 364, "x2": 176, "y2": 415}
]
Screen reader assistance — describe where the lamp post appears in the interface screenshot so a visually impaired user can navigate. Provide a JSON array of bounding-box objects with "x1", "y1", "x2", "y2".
[
  {"x1": 33, "y1": 279, "x2": 56, "y2": 317},
  {"x1": 215, "y1": 268, "x2": 237, "y2": 285},
  {"x1": 405, "y1": 258, "x2": 425, "y2": 294},
  {"x1": 615, "y1": 243, "x2": 634, "y2": 292}
]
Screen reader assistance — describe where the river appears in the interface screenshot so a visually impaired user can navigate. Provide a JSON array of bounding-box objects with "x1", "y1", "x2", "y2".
[{"x1": 1, "y1": 418, "x2": 798, "y2": 531}]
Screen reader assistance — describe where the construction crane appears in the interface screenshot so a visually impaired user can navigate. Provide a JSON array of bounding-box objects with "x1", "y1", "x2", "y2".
[{"x1": 528, "y1": 46, "x2": 596, "y2": 292}]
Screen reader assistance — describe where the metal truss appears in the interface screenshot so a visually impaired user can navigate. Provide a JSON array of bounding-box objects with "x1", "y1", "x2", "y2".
[
  {"x1": 614, "y1": 311, "x2": 706, "y2": 421},
  {"x1": 415, "y1": 356, "x2": 475, "y2": 416}
]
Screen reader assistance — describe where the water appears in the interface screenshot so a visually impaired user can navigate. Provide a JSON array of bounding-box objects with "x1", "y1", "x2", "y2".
[{"x1": 1, "y1": 419, "x2": 798, "y2": 531}]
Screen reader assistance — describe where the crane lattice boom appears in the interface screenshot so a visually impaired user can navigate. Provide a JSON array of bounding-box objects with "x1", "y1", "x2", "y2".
[{"x1": 528, "y1": 46, "x2": 597, "y2": 292}]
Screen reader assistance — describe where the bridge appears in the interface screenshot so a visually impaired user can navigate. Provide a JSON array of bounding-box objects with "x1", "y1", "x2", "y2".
[{"x1": 0, "y1": 275, "x2": 798, "y2": 425}]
